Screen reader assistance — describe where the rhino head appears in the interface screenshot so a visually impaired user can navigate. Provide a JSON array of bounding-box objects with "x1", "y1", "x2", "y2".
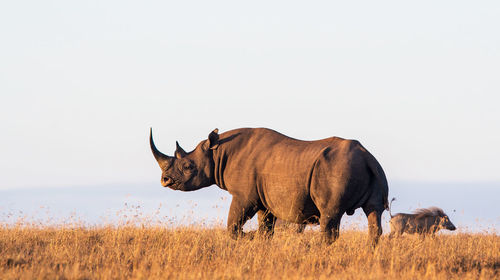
[{"x1": 150, "y1": 128, "x2": 219, "y2": 191}]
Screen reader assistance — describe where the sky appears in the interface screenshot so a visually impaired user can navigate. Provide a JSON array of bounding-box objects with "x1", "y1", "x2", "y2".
[{"x1": 1, "y1": 1, "x2": 500, "y2": 192}]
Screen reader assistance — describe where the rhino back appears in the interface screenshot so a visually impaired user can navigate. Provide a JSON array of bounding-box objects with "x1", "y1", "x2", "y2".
[{"x1": 213, "y1": 128, "x2": 374, "y2": 222}]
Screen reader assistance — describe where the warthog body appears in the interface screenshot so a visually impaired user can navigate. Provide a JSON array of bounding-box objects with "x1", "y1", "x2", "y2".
[
  {"x1": 389, "y1": 198, "x2": 456, "y2": 236},
  {"x1": 150, "y1": 127, "x2": 389, "y2": 245}
]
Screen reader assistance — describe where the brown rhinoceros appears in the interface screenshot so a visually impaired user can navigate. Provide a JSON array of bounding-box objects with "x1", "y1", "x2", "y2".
[{"x1": 150, "y1": 127, "x2": 389, "y2": 245}]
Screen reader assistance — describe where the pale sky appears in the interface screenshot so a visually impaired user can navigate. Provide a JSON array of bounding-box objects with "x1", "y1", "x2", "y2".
[{"x1": 1, "y1": 1, "x2": 499, "y2": 189}]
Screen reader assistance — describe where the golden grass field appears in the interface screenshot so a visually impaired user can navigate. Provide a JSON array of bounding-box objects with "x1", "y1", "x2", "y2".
[{"x1": 0, "y1": 224, "x2": 498, "y2": 280}]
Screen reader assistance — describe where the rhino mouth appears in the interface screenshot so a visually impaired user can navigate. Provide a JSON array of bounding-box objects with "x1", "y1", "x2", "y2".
[
  {"x1": 161, "y1": 177, "x2": 177, "y2": 188},
  {"x1": 166, "y1": 183, "x2": 183, "y2": 191},
  {"x1": 164, "y1": 181, "x2": 175, "y2": 188},
  {"x1": 161, "y1": 173, "x2": 196, "y2": 191},
  {"x1": 165, "y1": 179, "x2": 187, "y2": 191}
]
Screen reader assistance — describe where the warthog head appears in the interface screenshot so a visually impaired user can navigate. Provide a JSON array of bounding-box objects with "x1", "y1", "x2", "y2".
[
  {"x1": 438, "y1": 213, "x2": 456, "y2": 231},
  {"x1": 415, "y1": 207, "x2": 457, "y2": 231},
  {"x1": 150, "y1": 128, "x2": 219, "y2": 191}
]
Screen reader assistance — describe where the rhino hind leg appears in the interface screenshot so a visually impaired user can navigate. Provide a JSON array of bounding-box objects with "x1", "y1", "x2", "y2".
[
  {"x1": 257, "y1": 210, "x2": 277, "y2": 237},
  {"x1": 319, "y1": 212, "x2": 343, "y2": 245},
  {"x1": 363, "y1": 206, "x2": 383, "y2": 247}
]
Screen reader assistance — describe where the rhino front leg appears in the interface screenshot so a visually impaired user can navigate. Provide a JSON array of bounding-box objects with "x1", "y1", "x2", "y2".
[
  {"x1": 257, "y1": 210, "x2": 277, "y2": 237},
  {"x1": 227, "y1": 197, "x2": 258, "y2": 240}
]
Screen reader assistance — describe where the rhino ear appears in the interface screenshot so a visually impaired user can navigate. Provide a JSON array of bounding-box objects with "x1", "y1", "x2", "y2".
[
  {"x1": 175, "y1": 141, "x2": 187, "y2": 159},
  {"x1": 207, "y1": 128, "x2": 219, "y2": 150}
]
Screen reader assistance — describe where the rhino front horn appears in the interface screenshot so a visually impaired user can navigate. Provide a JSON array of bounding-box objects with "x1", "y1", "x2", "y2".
[{"x1": 150, "y1": 128, "x2": 172, "y2": 166}]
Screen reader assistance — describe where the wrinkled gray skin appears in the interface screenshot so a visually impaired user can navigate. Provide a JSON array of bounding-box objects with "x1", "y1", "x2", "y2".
[
  {"x1": 389, "y1": 198, "x2": 456, "y2": 237},
  {"x1": 150, "y1": 127, "x2": 389, "y2": 245}
]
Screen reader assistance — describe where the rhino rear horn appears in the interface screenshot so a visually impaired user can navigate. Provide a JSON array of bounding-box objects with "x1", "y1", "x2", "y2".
[{"x1": 175, "y1": 141, "x2": 187, "y2": 158}]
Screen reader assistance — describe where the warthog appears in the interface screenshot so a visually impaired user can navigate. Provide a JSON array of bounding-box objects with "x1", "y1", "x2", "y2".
[
  {"x1": 389, "y1": 198, "x2": 456, "y2": 236},
  {"x1": 150, "y1": 127, "x2": 389, "y2": 245}
]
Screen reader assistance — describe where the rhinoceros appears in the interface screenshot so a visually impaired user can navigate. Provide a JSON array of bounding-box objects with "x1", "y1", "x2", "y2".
[{"x1": 150, "y1": 127, "x2": 389, "y2": 245}]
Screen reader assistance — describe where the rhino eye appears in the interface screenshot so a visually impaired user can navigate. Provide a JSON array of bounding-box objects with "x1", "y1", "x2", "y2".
[{"x1": 183, "y1": 163, "x2": 194, "y2": 170}]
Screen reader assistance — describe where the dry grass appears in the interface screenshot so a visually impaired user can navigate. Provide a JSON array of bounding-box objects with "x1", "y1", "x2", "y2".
[{"x1": 0, "y1": 225, "x2": 499, "y2": 280}]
